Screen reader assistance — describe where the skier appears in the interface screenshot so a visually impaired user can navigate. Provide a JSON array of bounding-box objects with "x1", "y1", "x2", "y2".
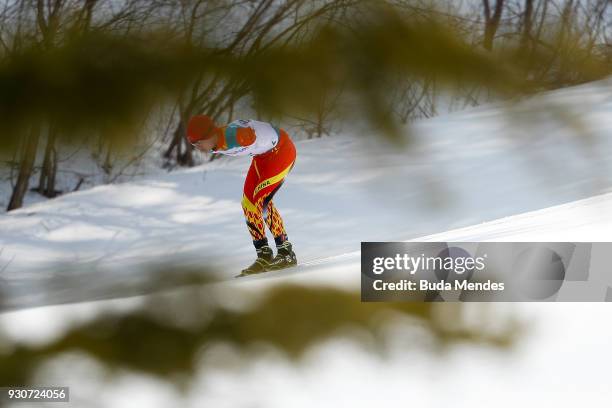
[{"x1": 186, "y1": 114, "x2": 298, "y2": 276}]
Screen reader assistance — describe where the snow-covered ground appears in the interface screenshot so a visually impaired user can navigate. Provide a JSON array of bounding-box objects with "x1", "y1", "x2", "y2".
[
  {"x1": 1, "y1": 78, "x2": 612, "y2": 308},
  {"x1": 2, "y1": 189, "x2": 612, "y2": 407},
  {"x1": 1, "y1": 79, "x2": 612, "y2": 407}
]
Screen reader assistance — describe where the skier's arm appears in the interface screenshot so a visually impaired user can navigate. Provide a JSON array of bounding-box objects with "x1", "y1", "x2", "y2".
[
  {"x1": 211, "y1": 120, "x2": 279, "y2": 156},
  {"x1": 213, "y1": 126, "x2": 256, "y2": 153},
  {"x1": 248, "y1": 120, "x2": 280, "y2": 153}
]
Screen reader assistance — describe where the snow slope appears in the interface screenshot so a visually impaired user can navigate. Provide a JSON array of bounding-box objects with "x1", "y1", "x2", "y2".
[
  {"x1": 235, "y1": 190, "x2": 612, "y2": 291},
  {"x1": 1, "y1": 78, "x2": 611, "y2": 308}
]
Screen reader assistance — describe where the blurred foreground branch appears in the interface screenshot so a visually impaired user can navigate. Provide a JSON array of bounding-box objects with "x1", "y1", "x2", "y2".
[{"x1": 0, "y1": 281, "x2": 521, "y2": 387}]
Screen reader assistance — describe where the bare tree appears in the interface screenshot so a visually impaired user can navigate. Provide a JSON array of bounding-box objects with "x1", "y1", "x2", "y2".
[
  {"x1": 36, "y1": 126, "x2": 59, "y2": 197},
  {"x1": 163, "y1": 0, "x2": 356, "y2": 167},
  {"x1": 483, "y1": 0, "x2": 505, "y2": 50},
  {"x1": 7, "y1": 127, "x2": 40, "y2": 211}
]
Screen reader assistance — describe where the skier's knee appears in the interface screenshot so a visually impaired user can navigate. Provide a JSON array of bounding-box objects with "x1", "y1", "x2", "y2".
[{"x1": 241, "y1": 194, "x2": 256, "y2": 213}]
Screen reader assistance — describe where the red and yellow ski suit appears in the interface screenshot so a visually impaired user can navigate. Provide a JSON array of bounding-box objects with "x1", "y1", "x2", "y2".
[{"x1": 211, "y1": 119, "x2": 296, "y2": 249}]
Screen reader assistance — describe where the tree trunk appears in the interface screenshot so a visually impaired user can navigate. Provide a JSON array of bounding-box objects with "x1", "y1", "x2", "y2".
[
  {"x1": 483, "y1": 0, "x2": 505, "y2": 51},
  {"x1": 521, "y1": 0, "x2": 534, "y2": 50},
  {"x1": 7, "y1": 128, "x2": 40, "y2": 211},
  {"x1": 37, "y1": 128, "x2": 59, "y2": 197},
  {"x1": 46, "y1": 146, "x2": 58, "y2": 197},
  {"x1": 102, "y1": 142, "x2": 112, "y2": 176},
  {"x1": 164, "y1": 117, "x2": 194, "y2": 167}
]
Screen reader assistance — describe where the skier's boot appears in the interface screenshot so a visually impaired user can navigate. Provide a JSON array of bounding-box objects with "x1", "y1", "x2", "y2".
[
  {"x1": 268, "y1": 241, "x2": 298, "y2": 271},
  {"x1": 238, "y1": 245, "x2": 274, "y2": 277}
]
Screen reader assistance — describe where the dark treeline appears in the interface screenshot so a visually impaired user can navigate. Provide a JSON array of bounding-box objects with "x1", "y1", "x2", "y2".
[{"x1": 0, "y1": 0, "x2": 609, "y2": 210}]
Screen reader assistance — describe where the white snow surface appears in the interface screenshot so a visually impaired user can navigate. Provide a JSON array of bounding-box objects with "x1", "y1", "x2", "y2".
[
  {"x1": 0, "y1": 80, "x2": 612, "y2": 407},
  {"x1": 0, "y1": 78, "x2": 611, "y2": 306}
]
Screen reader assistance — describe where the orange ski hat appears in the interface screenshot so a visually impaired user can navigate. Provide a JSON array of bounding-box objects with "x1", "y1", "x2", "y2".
[{"x1": 186, "y1": 114, "x2": 217, "y2": 144}]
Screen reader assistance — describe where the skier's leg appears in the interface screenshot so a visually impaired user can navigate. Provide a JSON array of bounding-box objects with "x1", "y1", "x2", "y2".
[
  {"x1": 240, "y1": 130, "x2": 297, "y2": 274},
  {"x1": 242, "y1": 160, "x2": 268, "y2": 250},
  {"x1": 254, "y1": 161, "x2": 293, "y2": 245},
  {"x1": 255, "y1": 172, "x2": 296, "y2": 270},
  {"x1": 264, "y1": 199, "x2": 288, "y2": 246},
  {"x1": 265, "y1": 194, "x2": 297, "y2": 269},
  {"x1": 239, "y1": 161, "x2": 275, "y2": 276}
]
